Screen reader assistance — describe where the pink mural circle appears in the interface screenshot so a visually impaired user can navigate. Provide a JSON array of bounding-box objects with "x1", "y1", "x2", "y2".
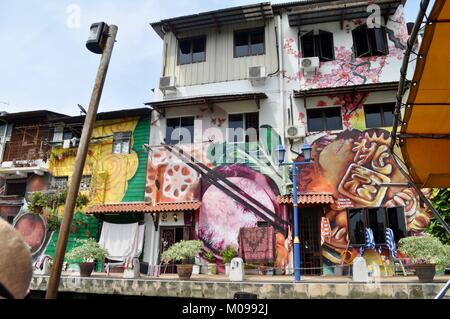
[
  {"x1": 198, "y1": 164, "x2": 283, "y2": 252},
  {"x1": 14, "y1": 213, "x2": 46, "y2": 255}
]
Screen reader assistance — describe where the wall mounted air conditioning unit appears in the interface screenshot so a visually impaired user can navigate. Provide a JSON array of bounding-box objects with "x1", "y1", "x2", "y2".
[
  {"x1": 286, "y1": 125, "x2": 306, "y2": 140},
  {"x1": 248, "y1": 66, "x2": 266, "y2": 85},
  {"x1": 299, "y1": 57, "x2": 320, "y2": 74},
  {"x1": 159, "y1": 76, "x2": 176, "y2": 93}
]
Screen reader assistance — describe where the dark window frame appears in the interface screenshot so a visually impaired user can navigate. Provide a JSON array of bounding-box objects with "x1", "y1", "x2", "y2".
[
  {"x1": 306, "y1": 107, "x2": 343, "y2": 132},
  {"x1": 227, "y1": 112, "x2": 259, "y2": 143},
  {"x1": 300, "y1": 30, "x2": 335, "y2": 61},
  {"x1": 165, "y1": 116, "x2": 195, "y2": 145},
  {"x1": 347, "y1": 206, "x2": 407, "y2": 246},
  {"x1": 177, "y1": 35, "x2": 207, "y2": 65},
  {"x1": 352, "y1": 24, "x2": 389, "y2": 58},
  {"x1": 364, "y1": 102, "x2": 395, "y2": 128},
  {"x1": 233, "y1": 27, "x2": 266, "y2": 58}
]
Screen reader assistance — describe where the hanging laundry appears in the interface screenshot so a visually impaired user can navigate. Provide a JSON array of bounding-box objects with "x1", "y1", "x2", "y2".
[
  {"x1": 320, "y1": 217, "x2": 331, "y2": 245},
  {"x1": 99, "y1": 222, "x2": 145, "y2": 261},
  {"x1": 238, "y1": 226, "x2": 275, "y2": 263}
]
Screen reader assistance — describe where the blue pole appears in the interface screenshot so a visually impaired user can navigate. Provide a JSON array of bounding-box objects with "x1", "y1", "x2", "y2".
[{"x1": 292, "y1": 163, "x2": 301, "y2": 282}]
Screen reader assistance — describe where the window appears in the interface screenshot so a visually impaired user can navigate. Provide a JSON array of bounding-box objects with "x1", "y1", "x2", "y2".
[
  {"x1": 228, "y1": 112, "x2": 259, "y2": 143},
  {"x1": 5, "y1": 180, "x2": 27, "y2": 196},
  {"x1": 112, "y1": 132, "x2": 132, "y2": 154},
  {"x1": 300, "y1": 30, "x2": 335, "y2": 61},
  {"x1": 364, "y1": 103, "x2": 395, "y2": 128},
  {"x1": 234, "y1": 28, "x2": 265, "y2": 57},
  {"x1": 307, "y1": 108, "x2": 342, "y2": 132},
  {"x1": 80, "y1": 175, "x2": 91, "y2": 191},
  {"x1": 165, "y1": 117, "x2": 195, "y2": 144},
  {"x1": 348, "y1": 207, "x2": 406, "y2": 245},
  {"x1": 51, "y1": 176, "x2": 68, "y2": 190},
  {"x1": 178, "y1": 36, "x2": 206, "y2": 65},
  {"x1": 352, "y1": 24, "x2": 389, "y2": 57}
]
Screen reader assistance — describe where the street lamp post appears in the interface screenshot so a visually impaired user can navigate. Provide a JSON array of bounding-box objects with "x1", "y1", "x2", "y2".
[{"x1": 277, "y1": 142, "x2": 312, "y2": 283}]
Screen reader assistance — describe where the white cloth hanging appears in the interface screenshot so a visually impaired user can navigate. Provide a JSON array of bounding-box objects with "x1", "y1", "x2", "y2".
[{"x1": 99, "y1": 222, "x2": 145, "y2": 261}]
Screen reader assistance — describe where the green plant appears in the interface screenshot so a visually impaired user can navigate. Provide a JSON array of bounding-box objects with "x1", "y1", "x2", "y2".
[
  {"x1": 204, "y1": 251, "x2": 215, "y2": 263},
  {"x1": 399, "y1": 234, "x2": 450, "y2": 268},
  {"x1": 161, "y1": 240, "x2": 203, "y2": 264},
  {"x1": 65, "y1": 238, "x2": 108, "y2": 263},
  {"x1": 428, "y1": 188, "x2": 450, "y2": 245},
  {"x1": 76, "y1": 193, "x2": 90, "y2": 209},
  {"x1": 220, "y1": 245, "x2": 237, "y2": 263},
  {"x1": 27, "y1": 192, "x2": 49, "y2": 214},
  {"x1": 70, "y1": 211, "x2": 96, "y2": 234},
  {"x1": 47, "y1": 214, "x2": 61, "y2": 231}
]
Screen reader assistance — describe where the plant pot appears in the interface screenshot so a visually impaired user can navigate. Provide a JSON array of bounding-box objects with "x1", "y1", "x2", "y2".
[
  {"x1": 414, "y1": 264, "x2": 436, "y2": 282},
  {"x1": 207, "y1": 263, "x2": 217, "y2": 275},
  {"x1": 79, "y1": 262, "x2": 95, "y2": 277},
  {"x1": 177, "y1": 264, "x2": 193, "y2": 280}
]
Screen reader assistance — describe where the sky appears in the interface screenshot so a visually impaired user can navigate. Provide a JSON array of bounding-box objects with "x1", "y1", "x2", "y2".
[{"x1": 0, "y1": 0, "x2": 423, "y2": 116}]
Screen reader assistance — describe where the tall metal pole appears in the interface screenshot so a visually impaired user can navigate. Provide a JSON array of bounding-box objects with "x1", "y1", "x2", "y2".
[
  {"x1": 292, "y1": 163, "x2": 301, "y2": 282},
  {"x1": 45, "y1": 24, "x2": 118, "y2": 299}
]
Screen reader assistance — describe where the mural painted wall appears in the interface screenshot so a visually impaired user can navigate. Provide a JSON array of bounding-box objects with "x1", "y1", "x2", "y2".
[
  {"x1": 298, "y1": 125, "x2": 431, "y2": 274},
  {"x1": 49, "y1": 116, "x2": 149, "y2": 207},
  {"x1": 44, "y1": 115, "x2": 150, "y2": 259},
  {"x1": 145, "y1": 125, "x2": 290, "y2": 270},
  {"x1": 281, "y1": 5, "x2": 408, "y2": 90}
]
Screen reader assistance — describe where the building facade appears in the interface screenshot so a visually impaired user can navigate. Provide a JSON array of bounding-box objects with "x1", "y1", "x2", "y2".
[{"x1": 144, "y1": 0, "x2": 432, "y2": 275}]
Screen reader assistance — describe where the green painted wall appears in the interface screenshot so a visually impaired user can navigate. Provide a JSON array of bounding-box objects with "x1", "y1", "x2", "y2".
[{"x1": 123, "y1": 115, "x2": 150, "y2": 202}]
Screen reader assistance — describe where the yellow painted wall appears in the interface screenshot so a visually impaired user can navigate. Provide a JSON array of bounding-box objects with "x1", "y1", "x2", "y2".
[{"x1": 48, "y1": 117, "x2": 140, "y2": 208}]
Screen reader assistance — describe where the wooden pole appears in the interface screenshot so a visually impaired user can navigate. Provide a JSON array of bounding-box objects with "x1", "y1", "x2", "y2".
[{"x1": 45, "y1": 24, "x2": 118, "y2": 299}]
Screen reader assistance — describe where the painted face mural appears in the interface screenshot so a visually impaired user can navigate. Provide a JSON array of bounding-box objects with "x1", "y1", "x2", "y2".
[{"x1": 298, "y1": 128, "x2": 432, "y2": 271}]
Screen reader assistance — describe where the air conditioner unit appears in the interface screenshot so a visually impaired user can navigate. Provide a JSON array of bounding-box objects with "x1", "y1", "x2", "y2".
[
  {"x1": 286, "y1": 125, "x2": 306, "y2": 140},
  {"x1": 248, "y1": 66, "x2": 266, "y2": 85},
  {"x1": 299, "y1": 57, "x2": 320, "y2": 74},
  {"x1": 159, "y1": 76, "x2": 176, "y2": 92}
]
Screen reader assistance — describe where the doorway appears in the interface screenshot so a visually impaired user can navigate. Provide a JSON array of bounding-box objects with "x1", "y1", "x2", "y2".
[
  {"x1": 159, "y1": 226, "x2": 192, "y2": 273},
  {"x1": 298, "y1": 207, "x2": 322, "y2": 275}
]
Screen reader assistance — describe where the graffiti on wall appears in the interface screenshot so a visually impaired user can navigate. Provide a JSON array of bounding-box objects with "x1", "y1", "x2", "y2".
[
  {"x1": 49, "y1": 118, "x2": 141, "y2": 207},
  {"x1": 298, "y1": 128, "x2": 432, "y2": 270},
  {"x1": 281, "y1": 5, "x2": 408, "y2": 89}
]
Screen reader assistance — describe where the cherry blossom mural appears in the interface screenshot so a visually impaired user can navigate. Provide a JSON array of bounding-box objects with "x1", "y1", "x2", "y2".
[{"x1": 281, "y1": 6, "x2": 408, "y2": 89}]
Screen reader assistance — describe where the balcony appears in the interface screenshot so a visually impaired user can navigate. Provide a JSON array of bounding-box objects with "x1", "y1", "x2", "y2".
[{"x1": 0, "y1": 140, "x2": 49, "y2": 178}]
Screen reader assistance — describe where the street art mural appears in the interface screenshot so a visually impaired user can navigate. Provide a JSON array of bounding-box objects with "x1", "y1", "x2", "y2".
[
  {"x1": 281, "y1": 5, "x2": 408, "y2": 88},
  {"x1": 145, "y1": 131, "x2": 291, "y2": 271},
  {"x1": 298, "y1": 127, "x2": 432, "y2": 274}
]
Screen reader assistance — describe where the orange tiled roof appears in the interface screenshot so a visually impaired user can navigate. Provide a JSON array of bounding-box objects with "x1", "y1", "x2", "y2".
[
  {"x1": 277, "y1": 193, "x2": 334, "y2": 205},
  {"x1": 86, "y1": 201, "x2": 201, "y2": 214}
]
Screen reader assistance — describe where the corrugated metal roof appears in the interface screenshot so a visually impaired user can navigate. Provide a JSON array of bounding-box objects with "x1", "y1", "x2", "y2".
[
  {"x1": 294, "y1": 81, "x2": 400, "y2": 98},
  {"x1": 277, "y1": 192, "x2": 334, "y2": 204},
  {"x1": 150, "y1": 2, "x2": 273, "y2": 39},
  {"x1": 86, "y1": 201, "x2": 201, "y2": 214},
  {"x1": 283, "y1": 0, "x2": 402, "y2": 26}
]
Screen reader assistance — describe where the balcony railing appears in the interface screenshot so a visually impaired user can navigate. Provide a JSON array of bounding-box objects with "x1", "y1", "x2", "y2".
[{"x1": 3, "y1": 139, "x2": 51, "y2": 163}]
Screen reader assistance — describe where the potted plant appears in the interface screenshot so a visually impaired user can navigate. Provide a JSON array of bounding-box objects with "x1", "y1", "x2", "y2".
[
  {"x1": 204, "y1": 251, "x2": 217, "y2": 275},
  {"x1": 220, "y1": 246, "x2": 237, "y2": 275},
  {"x1": 27, "y1": 192, "x2": 49, "y2": 215},
  {"x1": 65, "y1": 238, "x2": 108, "y2": 277},
  {"x1": 399, "y1": 234, "x2": 450, "y2": 282},
  {"x1": 161, "y1": 240, "x2": 203, "y2": 280}
]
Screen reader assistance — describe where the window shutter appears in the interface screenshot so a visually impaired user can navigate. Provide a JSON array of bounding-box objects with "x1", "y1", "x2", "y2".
[
  {"x1": 301, "y1": 31, "x2": 315, "y2": 57},
  {"x1": 318, "y1": 30, "x2": 335, "y2": 61},
  {"x1": 373, "y1": 27, "x2": 389, "y2": 55},
  {"x1": 352, "y1": 25, "x2": 370, "y2": 57}
]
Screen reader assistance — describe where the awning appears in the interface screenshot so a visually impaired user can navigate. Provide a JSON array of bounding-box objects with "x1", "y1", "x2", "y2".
[
  {"x1": 399, "y1": 0, "x2": 450, "y2": 187},
  {"x1": 293, "y1": 82, "x2": 400, "y2": 98},
  {"x1": 86, "y1": 201, "x2": 202, "y2": 214},
  {"x1": 151, "y1": 2, "x2": 273, "y2": 39},
  {"x1": 145, "y1": 93, "x2": 267, "y2": 116},
  {"x1": 277, "y1": 193, "x2": 334, "y2": 205},
  {"x1": 282, "y1": 0, "x2": 401, "y2": 27}
]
